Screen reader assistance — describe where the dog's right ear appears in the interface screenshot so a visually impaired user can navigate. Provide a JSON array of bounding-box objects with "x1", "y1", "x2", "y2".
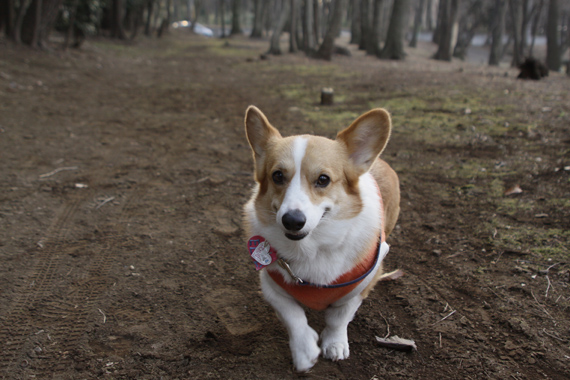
[{"x1": 244, "y1": 106, "x2": 282, "y2": 159}]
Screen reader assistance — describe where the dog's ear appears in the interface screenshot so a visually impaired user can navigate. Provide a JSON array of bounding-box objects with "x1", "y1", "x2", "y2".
[
  {"x1": 336, "y1": 108, "x2": 392, "y2": 173},
  {"x1": 244, "y1": 106, "x2": 282, "y2": 159}
]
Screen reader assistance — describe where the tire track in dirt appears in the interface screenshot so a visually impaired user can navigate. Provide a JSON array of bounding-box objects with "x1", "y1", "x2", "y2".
[{"x1": 0, "y1": 180, "x2": 151, "y2": 377}]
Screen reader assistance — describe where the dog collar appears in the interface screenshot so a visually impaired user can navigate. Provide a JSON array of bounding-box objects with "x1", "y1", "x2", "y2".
[{"x1": 248, "y1": 235, "x2": 387, "y2": 288}]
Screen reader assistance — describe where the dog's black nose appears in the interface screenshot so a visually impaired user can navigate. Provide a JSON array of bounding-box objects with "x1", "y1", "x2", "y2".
[{"x1": 282, "y1": 210, "x2": 306, "y2": 231}]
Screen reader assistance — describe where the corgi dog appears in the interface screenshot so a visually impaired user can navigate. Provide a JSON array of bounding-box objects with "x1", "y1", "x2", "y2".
[{"x1": 243, "y1": 106, "x2": 400, "y2": 372}]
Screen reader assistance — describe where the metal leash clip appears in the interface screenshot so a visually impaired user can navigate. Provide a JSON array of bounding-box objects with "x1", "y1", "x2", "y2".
[{"x1": 277, "y1": 258, "x2": 304, "y2": 284}]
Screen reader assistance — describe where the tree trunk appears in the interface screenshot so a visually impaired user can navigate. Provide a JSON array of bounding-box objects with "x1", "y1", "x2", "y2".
[
  {"x1": 368, "y1": 0, "x2": 383, "y2": 55},
  {"x1": 528, "y1": 0, "x2": 544, "y2": 56},
  {"x1": 409, "y1": 0, "x2": 426, "y2": 47},
  {"x1": 20, "y1": 0, "x2": 61, "y2": 47},
  {"x1": 250, "y1": 0, "x2": 264, "y2": 37},
  {"x1": 432, "y1": 0, "x2": 445, "y2": 44},
  {"x1": 290, "y1": 0, "x2": 298, "y2": 51},
  {"x1": 433, "y1": 0, "x2": 459, "y2": 61},
  {"x1": 313, "y1": 0, "x2": 320, "y2": 44},
  {"x1": 1, "y1": 0, "x2": 15, "y2": 37},
  {"x1": 231, "y1": 0, "x2": 242, "y2": 35},
  {"x1": 144, "y1": 0, "x2": 154, "y2": 36},
  {"x1": 302, "y1": 0, "x2": 316, "y2": 51},
  {"x1": 378, "y1": 0, "x2": 410, "y2": 60},
  {"x1": 509, "y1": 0, "x2": 523, "y2": 66},
  {"x1": 220, "y1": 0, "x2": 226, "y2": 37},
  {"x1": 315, "y1": 0, "x2": 347, "y2": 60},
  {"x1": 545, "y1": 0, "x2": 561, "y2": 71},
  {"x1": 489, "y1": 0, "x2": 506, "y2": 65},
  {"x1": 268, "y1": 0, "x2": 290, "y2": 54},
  {"x1": 63, "y1": 0, "x2": 79, "y2": 50},
  {"x1": 111, "y1": 0, "x2": 127, "y2": 39},
  {"x1": 350, "y1": 0, "x2": 360, "y2": 44},
  {"x1": 358, "y1": 0, "x2": 370, "y2": 50},
  {"x1": 426, "y1": 0, "x2": 433, "y2": 31}
]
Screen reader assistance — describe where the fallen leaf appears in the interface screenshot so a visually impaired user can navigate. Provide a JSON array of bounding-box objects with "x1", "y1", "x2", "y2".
[{"x1": 504, "y1": 184, "x2": 522, "y2": 196}]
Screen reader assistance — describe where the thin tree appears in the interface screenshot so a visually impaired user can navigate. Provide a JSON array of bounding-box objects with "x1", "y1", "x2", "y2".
[
  {"x1": 368, "y1": 0, "x2": 384, "y2": 55},
  {"x1": 350, "y1": 0, "x2": 361, "y2": 44},
  {"x1": 268, "y1": 0, "x2": 290, "y2": 54},
  {"x1": 290, "y1": 0, "x2": 298, "y2": 51},
  {"x1": 409, "y1": 0, "x2": 426, "y2": 47},
  {"x1": 508, "y1": 0, "x2": 523, "y2": 66},
  {"x1": 378, "y1": 0, "x2": 410, "y2": 59},
  {"x1": 359, "y1": 0, "x2": 371, "y2": 50},
  {"x1": 250, "y1": 0, "x2": 264, "y2": 37},
  {"x1": 433, "y1": 0, "x2": 459, "y2": 61},
  {"x1": 315, "y1": 0, "x2": 348, "y2": 60},
  {"x1": 489, "y1": 0, "x2": 507, "y2": 65},
  {"x1": 231, "y1": 0, "x2": 242, "y2": 35},
  {"x1": 545, "y1": 0, "x2": 561, "y2": 70},
  {"x1": 302, "y1": 0, "x2": 316, "y2": 51}
]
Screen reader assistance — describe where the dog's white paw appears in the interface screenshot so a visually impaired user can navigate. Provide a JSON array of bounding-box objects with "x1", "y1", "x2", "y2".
[
  {"x1": 321, "y1": 327, "x2": 349, "y2": 361},
  {"x1": 290, "y1": 327, "x2": 321, "y2": 372}
]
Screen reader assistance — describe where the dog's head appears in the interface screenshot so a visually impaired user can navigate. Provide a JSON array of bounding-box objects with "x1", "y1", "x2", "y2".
[{"x1": 244, "y1": 106, "x2": 391, "y2": 241}]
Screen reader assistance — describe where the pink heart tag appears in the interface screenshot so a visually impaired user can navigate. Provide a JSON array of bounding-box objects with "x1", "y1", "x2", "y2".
[{"x1": 248, "y1": 236, "x2": 277, "y2": 271}]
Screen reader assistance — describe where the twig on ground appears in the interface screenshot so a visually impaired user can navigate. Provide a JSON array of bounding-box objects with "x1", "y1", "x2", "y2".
[
  {"x1": 545, "y1": 275, "x2": 552, "y2": 298},
  {"x1": 542, "y1": 329, "x2": 566, "y2": 342},
  {"x1": 531, "y1": 289, "x2": 555, "y2": 321},
  {"x1": 39, "y1": 166, "x2": 78, "y2": 178},
  {"x1": 95, "y1": 196, "x2": 115, "y2": 210},
  {"x1": 379, "y1": 311, "x2": 390, "y2": 339},
  {"x1": 98, "y1": 308, "x2": 107, "y2": 324},
  {"x1": 433, "y1": 310, "x2": 456, "y2": 325}
]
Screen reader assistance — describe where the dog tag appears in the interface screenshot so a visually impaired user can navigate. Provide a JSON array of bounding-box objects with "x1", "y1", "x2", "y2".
[{"x1": 248, "y1": 236, "x2": 277, "y2": 270}]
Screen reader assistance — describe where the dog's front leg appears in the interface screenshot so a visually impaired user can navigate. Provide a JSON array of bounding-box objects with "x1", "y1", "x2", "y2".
[
  {"x1": 321, "y1": 295, "x2": 362, "y2": 361},
  {"x1": 260, "y1": 271, "x2": 321, "y2": 372}
]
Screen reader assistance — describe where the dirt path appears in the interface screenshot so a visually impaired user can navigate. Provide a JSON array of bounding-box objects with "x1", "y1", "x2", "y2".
[{"x1": 0, "y1": 32, "x2": 569, "y2": 379}]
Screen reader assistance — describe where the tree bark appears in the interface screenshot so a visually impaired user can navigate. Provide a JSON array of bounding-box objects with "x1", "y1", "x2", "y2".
[
  {"x1": 290, "y1": 0, "x2": 298, "y2": 52},
  {"x1": 433, "y1": 0, "x2": 459, "y2": 61},
  {"x1": 231, "y1": 0, "x2": 242, "y2": 35},
  {"x1": 368, "y1": 0, "x2": 383, "y2": 55},
  {"x1": 20, "y1": 0, "x2": 61, "y2": 47},
  {"x1": 409, "y1": 0, "x2": 426, "y2": 47},
  {"x1": 489, "y1": 0, "x2": 507, "y2": 65},
  {"x1": 111, "y1": 0, "x2": 127, "y2": 39},
  {"x1": 545, "y1": 0, "x2": 561, "y2": 70},
  {"x1": 315, "y1": 0, "x2": 347, "y2": 60},
  {"x1": 302, "y1": 0, "x2": 316, "y2": 51},
  {"x1": 358, "y1": 0, "x2": 370, "y2": 50},
  {"x1": 350, "y1": 0, "x2": 361, "y2": 44},
  {"x1": 378, "y1": 0, "x2": 410, "y2": 60},
  {"x1": 528, "y1": 0, "x2": 545, "y2": 56},
  {"x1": 1, "y1": 0, "x2": 15, "y2": 37},
  {"x1": 250, "y1": 0, "x2": 264, "y2": 37},
  {"x1": 509, "y1": 0, "x2": 523, "y2": 66},
  {"x1": 268, "y1": 0, "x2": 290, "y2": 54}
]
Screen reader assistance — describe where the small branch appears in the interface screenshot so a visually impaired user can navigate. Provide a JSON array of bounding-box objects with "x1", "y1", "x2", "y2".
[
  {"x1": 433, "y1": 310, "x2": 456, "y2": 325},
  {"x1": 39, "y1": 166, "x2": 78, "y2": 178},
  {"x1": 98, "y1": 308, "x2": 107, "y2": 324},
  {"x1": 95, "y1": 197, "x2": 115, "y2": 210},
  {"x1": 545, "y1": 275, "x2": 552, "y2": 298}
]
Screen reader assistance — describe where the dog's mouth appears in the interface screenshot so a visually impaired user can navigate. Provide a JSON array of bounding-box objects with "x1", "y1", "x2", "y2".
[{"x1": 285, "y1": 232, "x2": 308, "y2": 241}]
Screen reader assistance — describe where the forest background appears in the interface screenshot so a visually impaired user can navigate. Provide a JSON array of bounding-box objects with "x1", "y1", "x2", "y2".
[{"x1": 1, "y1": 0, "x2": 569, "y2": 70}]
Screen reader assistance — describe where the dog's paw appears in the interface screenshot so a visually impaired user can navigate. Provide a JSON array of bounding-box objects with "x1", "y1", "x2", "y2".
[
  {"x1": 290, "y1": 327, "x2": 321, "y2": 372},
  {"x1": 321, "y1": 327, "x2": 349, "y2": 361}
]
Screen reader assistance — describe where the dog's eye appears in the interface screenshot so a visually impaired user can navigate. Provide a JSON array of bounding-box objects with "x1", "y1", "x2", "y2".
[
  {"x1": 272, "y1": 170, "x2": 285, "y2": 185},
  {"x1": 316, "y1": 175, "x2": 330, "y2": 188}
]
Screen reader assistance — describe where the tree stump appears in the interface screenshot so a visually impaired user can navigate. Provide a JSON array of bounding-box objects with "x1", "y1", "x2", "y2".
[{"x1": 321, "y1": 88, "x2": 334, "y2": 105}]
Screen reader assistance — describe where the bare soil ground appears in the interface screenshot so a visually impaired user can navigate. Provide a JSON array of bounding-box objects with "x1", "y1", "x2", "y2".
[{"x1": 1, "y1": 31, "x2": 569, "y2": 379}]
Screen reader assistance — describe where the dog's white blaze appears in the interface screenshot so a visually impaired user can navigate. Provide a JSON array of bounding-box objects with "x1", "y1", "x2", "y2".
[
  {"x1": 277, "y1": 137, "x2": 309, "y2": 218},
  {"x1": 277, "y1": 137, "x2": 331, "y2": 235}
]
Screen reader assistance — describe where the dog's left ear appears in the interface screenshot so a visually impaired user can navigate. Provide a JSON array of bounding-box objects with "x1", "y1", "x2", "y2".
[{"x1": 336, "y1": 108, "x2": 392, "y2": 173}]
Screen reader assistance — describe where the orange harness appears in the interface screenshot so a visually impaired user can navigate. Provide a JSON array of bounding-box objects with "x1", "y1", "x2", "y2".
[{"x1": 268, "y1": 192, "x2": 386, "y2": 311}]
